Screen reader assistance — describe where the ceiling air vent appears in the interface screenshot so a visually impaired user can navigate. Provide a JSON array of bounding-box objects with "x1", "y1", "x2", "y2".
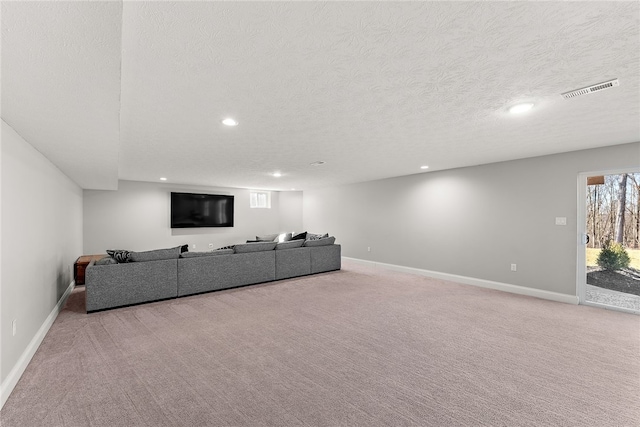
[{"x1": 562, "y1": 79, "x2": 619, "y2": 99}]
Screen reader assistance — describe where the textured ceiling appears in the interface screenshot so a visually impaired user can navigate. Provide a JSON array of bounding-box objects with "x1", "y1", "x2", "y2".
[
  {"x1": 1, "y1": 1, "x2": 122, "y2": 189},
  {"x1": 2, "y1": 1, "x2": 639, "y2": 191}
]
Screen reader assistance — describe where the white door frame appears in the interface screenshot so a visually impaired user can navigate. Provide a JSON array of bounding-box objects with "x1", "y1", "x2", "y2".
[{"x1": 576, "y1": 167, "x2": 640, "y2": 311}]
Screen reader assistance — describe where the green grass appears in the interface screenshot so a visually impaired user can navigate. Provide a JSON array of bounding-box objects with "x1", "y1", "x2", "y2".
[{"x1": 587, "y1": 247, "x2": 640, "y2": 269}]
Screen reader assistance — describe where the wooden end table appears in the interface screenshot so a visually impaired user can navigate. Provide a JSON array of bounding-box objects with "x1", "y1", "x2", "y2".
[{"x1": 74, "y1": 254, "x2": 107, "y2": 286}]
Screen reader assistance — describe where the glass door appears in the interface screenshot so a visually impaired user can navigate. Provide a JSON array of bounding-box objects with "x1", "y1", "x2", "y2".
[{"x1": 579, "y1": 171, "x2": 640, "y2": 314}]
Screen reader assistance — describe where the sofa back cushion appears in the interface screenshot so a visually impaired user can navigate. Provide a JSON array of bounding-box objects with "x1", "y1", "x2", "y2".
[
  {"x1": 95, "y1": 256, "x2": 118, "y2": 266},
  {"x1": 256, "y1": 234, "x2": 279, "y2": 242},
  {"x1": 276, "y1": 240, "x2": 304, "y2": 250},
  {"x1": 234, "y1": 241, "x2": 277, "y2": 253},
  {"x1": 303, "y1": 236, "x2": 336, "y2": 247},
  {"x1": 130, "y1": 246, "x2": 182, "y2": 262},
  {"x1": 180, "y1": 249, "x2": 234, "y2": 258}
]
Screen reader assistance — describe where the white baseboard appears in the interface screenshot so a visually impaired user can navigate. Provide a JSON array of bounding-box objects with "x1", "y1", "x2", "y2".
[
  {"x1": 343, "y1": 257, "x2": 579, "y2": 305},
  {"x1": 0, "y1": 280, "x2": 75, "y2": 410}
]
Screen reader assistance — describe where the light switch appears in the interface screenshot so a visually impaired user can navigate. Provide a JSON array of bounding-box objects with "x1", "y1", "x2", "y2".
[{"x1": 555, "y1": 217, "x2": 567, "y2": 226}]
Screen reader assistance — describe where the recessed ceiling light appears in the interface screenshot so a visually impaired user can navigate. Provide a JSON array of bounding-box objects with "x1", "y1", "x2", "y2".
[
  {"x1": 310, "y1": 161, "x2": 326, "y2": 166},
  {"x1": 420, "y1": 166, "x2": 429, "y2": 170},
  {"x1": 291, "y1": 188, "x2": 296, "y2": 191},
  {"x1": 222, "y1": 118, "x2": 238, "y2": 126},
  {"x1": 160, "y1": 177, "x2": 167, "y2": 181},
  {"x1": 508, "y1": 103, "x2": 534, "y2": 114},
  {"x1": 272, "y1": 172, "x2": 282, "y2": 177}
]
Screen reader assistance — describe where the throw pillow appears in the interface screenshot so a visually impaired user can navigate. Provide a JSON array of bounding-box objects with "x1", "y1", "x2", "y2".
[
  {"x1": 306, "y1": 233, "x2": 329, "y2": 241},
  {"x1": 303, "y1": 236, "x2": 336, "y2": 247},
  {"x1": 256, "y1": 234, "x2": 279, "y2": 242},
  {"x1": 277, "y1": 232, "x2": 293, "y2": 242},
  {"x1": 130, "y1": 246, "x2": 181, "y2": 262},
  {"x1": 180, "y1": 244, "x2": 189, "y2": 253},
  {"x1": 216, "y1": 245, "x2": 235, "y2": 250},
  {"x1": 276, "y1": 240, "x2": 304, "y2": 250},
  {"x1": 234, "y1": 241, "x2": 277, "y2": 253},
  {"x1": 291, "y1": 232, "x2": 307, "y2": 241},
  {"x1": 106, "y1": 249, "x2": 131, "y2": 263}
]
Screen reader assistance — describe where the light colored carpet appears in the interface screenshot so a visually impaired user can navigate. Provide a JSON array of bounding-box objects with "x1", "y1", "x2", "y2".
[{"x1": 2, "y1": 261, "x2": 639, "y2": 426}]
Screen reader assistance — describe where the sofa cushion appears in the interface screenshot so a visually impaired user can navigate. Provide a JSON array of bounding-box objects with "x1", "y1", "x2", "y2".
[
  {"x1": 306, "y1": 233, "x2": 329, "y2": 241},
  {"x1": 303, "y1": 236, "x2": 336, "y2": 247},
  {"x1": 130, "y1": 246, "x2": 181, "y2": 262},
  {"x1": 256, "y1": 234, "x2": 279, "y2": 242},
  {"x1": 180, "y1": 249, "x2": 234, "y2": 258},
  {"x1": 95, "y1": 257, "x2": 118, "y2": 266},
  {"x1": 276, "y1": 240, "x2": 305, "y2": 250},
  {"x1": 291, "y1": 232, "x2": 307, "y2": 241},
  {"x1": 234, "y1": 241, "x2": 277, "y2": 253},
  {"x1": 106, "y1": 249, "x2": 132, "y2": 263}
]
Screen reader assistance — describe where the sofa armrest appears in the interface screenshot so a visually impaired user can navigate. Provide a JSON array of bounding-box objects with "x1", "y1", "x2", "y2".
[
  {"x1": 86, "y1": 259, "x2": 178, "y2": 312},
  {"x1": 309, "y1": 244, "x2": 341, "y2": 274}
]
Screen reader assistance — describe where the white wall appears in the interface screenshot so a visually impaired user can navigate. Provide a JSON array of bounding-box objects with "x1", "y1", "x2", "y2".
[
  {"x1": 304, "y1": 142, "x2": 640, "y2": 296},
  {"x1": 1, "y1": 120, "x2": 82, "y2": 388},
  {"x1": 279, "y1": 191, "x2": 303, "y2": 234},
  {"x1": 83, "y1": 181, "x2": 302, "y2": 254}
]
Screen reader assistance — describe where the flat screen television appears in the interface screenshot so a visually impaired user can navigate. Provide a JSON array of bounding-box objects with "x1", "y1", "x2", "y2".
[{"x1": 171, "y1": 192, "x2": 234, "y2": 228}]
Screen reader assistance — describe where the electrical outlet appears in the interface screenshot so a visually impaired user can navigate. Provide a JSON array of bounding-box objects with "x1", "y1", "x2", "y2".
[
  {"x1": 192, "y1": 244, "x2": 196, "y2": 249},
  {"x1": 12, "y1": 319, "x2": 17, "y2": 336},
  {"x1": 367, "y1": 247, "x2": 371, "y2": 252},
  {"x1": 511, "y1": 264, "x2": 517, "y2": 272}
]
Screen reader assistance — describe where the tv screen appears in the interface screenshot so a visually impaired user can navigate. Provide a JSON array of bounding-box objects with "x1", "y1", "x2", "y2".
[{"x1": 171, "y1": 192, "x2": 234, "y2": 228}]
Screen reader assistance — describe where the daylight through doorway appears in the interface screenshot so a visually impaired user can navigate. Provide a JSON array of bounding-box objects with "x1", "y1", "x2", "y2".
[{"x1": 584, "y1": 172, "x2": 640, "y2": 314}]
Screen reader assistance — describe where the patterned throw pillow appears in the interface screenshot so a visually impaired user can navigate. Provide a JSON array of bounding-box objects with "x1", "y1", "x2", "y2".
[
  {"x1": 306, "y1": 233, "x2": 329, "y2": 241},
  {"x1": 216, "y1": 245, "x2": 235, "y2": 250},
  {"x1": 180, "y1": 244, "x2": 189, "y2": 253},
  {"x1": 106, "y1": 249, "x2": 131, "y2": 263}
]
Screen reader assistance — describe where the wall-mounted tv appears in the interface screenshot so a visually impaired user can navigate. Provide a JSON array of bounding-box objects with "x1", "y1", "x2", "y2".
[{"x1": 171, "y1": 192, "x2": 234, "y2": 228}]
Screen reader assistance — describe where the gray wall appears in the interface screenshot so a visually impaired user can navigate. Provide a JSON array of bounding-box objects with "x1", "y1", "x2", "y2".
[
  {"x1": 1, "y1": 120, "x2": 83, "y2": 384},
  {"x1": 84, "y1": 181, "x2": 302, "y2": 254},
  {"x1": 303, "y1": 142, "x2": 640, "y2": 296}
]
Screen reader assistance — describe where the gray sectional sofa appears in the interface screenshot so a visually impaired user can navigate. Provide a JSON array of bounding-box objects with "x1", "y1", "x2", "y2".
[{"x1": 85, "y1": 239, "x2": 341, "y2": 312}]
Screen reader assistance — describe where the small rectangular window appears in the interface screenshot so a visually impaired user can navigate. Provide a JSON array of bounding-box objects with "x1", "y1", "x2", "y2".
[{"x1": 250, "y1": 191, "x2": 271, "y2": 208}]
